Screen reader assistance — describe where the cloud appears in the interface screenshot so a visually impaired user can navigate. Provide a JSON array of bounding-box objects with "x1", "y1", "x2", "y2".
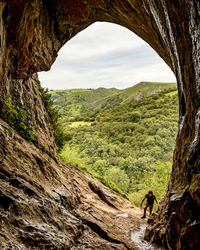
[
  {"x1": 54, "y1": 46, "x2": 156, "y2": 73},
  {"x1": 38, "y1": 22, "x2": 176, "y2": 90}
]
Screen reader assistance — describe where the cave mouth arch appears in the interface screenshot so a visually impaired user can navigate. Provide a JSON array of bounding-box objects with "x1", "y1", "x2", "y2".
[{"x1": 1, "y1": 1, "x2": 200, "y2": 249}]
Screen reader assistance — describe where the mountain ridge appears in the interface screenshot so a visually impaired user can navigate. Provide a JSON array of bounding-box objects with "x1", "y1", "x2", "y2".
[{"x1": 50, "y1": 81, "x2": 177, "y2": 120}]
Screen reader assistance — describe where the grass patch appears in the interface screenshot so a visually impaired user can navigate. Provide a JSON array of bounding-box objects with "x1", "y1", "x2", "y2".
[{"x1": 69, "y1": 121, "x2": 91, "y2": 128}]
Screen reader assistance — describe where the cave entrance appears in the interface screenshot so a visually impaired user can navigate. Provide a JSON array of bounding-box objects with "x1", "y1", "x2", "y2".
[
  {"x1": 38, "y1": 22, "x2": 177, "y2": 208},
  {"x1": 3, "y1": 1, "x2": 199, "y2": 248}
]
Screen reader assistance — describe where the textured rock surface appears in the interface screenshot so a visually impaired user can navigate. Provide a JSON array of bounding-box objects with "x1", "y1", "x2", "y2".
[
  {"x1": 0, "y1": 118, "x2": 142, "y2": 249},
  {"x1": 0, "y1": 0, "x2": 200, "y2": 249}
]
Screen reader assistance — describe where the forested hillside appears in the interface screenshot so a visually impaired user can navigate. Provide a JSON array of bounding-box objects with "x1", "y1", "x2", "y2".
[
  {"x1": 50, "y1": 82, "x2": 176, "y2": 123},
  {"x1": 51, "y1": 83, "x2": 178, "y2": 207}
]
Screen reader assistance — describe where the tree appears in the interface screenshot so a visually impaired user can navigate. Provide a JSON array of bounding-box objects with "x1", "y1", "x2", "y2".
[
  {"x1": 106, "y1": 167, "x2": 130, "y2": 193},
  {"x1": 129, "y1": 111, "x2": 141, "y2": 122},
  {"x1": 94, "y1": 160, "x2": 107, "y2": 176}
]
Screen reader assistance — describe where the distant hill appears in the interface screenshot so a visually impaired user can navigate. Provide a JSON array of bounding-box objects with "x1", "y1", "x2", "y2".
[
  {"x1": 50, "y1": 81, "x2": 177, "y2": 121},
  {"x1": 117, "y1": 81, "x2": 177, "y2": 102},
  {"x1": 50, "y1": 87, "x2": 120, "y2": 108}
]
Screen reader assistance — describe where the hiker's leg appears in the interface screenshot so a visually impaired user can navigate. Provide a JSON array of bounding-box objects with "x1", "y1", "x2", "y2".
[
  {"x1": 149, "y1": 205, "x2": 153, "y2": 216},
  {"x1": 143, "y1": 204, "x2": 148, "y2": 217}
]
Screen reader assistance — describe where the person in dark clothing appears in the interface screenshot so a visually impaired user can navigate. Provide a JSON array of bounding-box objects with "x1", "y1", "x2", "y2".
[{"x1": 140, "y1": 191, "x2": 158, "y2": 219}]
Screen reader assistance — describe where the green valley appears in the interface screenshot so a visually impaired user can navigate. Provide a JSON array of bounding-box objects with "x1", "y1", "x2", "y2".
[{"x1": 50, "y1": 82, "x2": 178, "y2": 207}]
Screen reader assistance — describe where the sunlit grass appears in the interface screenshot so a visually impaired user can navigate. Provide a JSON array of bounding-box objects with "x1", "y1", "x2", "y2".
[
  {"x1": 59, "y1": 145, "x2": 89, "y2": 171},
  {"x1": 166, "y1": 90, "x2": 178, "y2": 97},
  {"x1": 69, "y1": 121, "x2": 91, "y2": 128}
]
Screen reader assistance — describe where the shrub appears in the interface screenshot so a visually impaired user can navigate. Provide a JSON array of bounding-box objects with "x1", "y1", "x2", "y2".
[
  {"x1": 106, "y1": 167, "x2": 130, "y2": 193},
  {"x1": 39, "y1": 85, "x2": 72, "y2": 152},
  {"x1": 129, "y1": 111, "x2": 141, "y2": 122},
  {"x1": 0, "y1": 96, "x2": 36, "y2": 142}
]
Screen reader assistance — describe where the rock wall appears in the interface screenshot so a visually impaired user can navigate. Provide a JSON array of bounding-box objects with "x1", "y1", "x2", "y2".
[{"x1": 0, "y1": 0, "x2": 200, "y2": 249}]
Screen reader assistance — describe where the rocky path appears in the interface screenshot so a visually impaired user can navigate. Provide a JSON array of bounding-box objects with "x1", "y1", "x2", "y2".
[{"x1": 69, "y1": 166, "x2": 164, "y2": 250}]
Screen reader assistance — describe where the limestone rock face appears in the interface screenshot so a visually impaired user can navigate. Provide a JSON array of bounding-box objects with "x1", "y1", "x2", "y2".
[{"x1": 0, "y1": 0, "x2": 200, "y2": 249}]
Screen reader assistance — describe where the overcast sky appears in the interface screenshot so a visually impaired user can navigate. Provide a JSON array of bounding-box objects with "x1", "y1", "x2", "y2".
[{"x1": 38, "y1": 22, "x2": 176, "y2": 90}]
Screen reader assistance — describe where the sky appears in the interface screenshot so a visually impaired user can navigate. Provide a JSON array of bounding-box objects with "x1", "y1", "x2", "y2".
[{"x1": 38, "y1": 22, "x2": 176, "y2": 90}]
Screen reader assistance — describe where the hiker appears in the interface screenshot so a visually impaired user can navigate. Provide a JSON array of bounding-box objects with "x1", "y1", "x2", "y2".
[{"x1": 140, "y1": 190, "x2": 158, "y2": 219}]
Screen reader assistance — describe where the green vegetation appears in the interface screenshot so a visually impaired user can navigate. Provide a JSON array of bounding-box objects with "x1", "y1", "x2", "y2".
[
  {"x1": 52, "y1": 82, "x2": 178, "y2": 207},
  {"x1": 50, "y1": 81, "x2": 176, "y2": 124},
  {"x1": 39, "y1": 85, "x2": 72, "y2": 152},
  {"x1": 0, "y1": 96, "x2": 36, "y2": 142}
]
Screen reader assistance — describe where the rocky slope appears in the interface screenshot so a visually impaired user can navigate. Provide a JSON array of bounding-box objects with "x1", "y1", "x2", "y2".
[
  {"x1": 0, "y1": 117, "x2": 144, "y2": 249},
  {"x1": 0, "y1": 0, "x2": 200, "y2": 249}
]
